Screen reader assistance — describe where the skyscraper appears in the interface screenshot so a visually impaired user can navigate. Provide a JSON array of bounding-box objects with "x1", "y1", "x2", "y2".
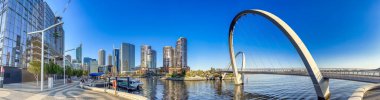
[
  {"x1": 141, "y1": 45, "x2": 156, "y2": 68},
  {"x1": 163, "y1": 46, "x2": 174, "y2": 71},
  {"x1": 141, "y1": 45, "x2": 157, "y2": 72},
  {"x1": 98, "y1": 49, "x2": 106, "y2": 65},
  {"x1": 89, "y1": 59, "x2": 99, "y2": 73},
  {"x1": 53, "y1": 16, "x2": 65, "y2": 61},
  {"x1": 175, "y1": 37, "x2": 187, "y2": 68},
  {"x1": 0, "y1": 0, "x2": 64, "y2": 68},
  {"x1": 83, "y1": 57, "x2": 92, "y2": 71},
  {"x1": 43, "y1": 3, "x2": 65, "y2": 66},
  {"x1": 76, "y1": 44, "x2": 83, "y2": 63},
  {"x1": 151, "y1": 50, "x2": 157, "y2": 68},
  {"x1": 141, "y1": 45, "x2": 152, "y2": 68},
  {"x1": 120, "y1": 43, "x2": 135, "y2": 73},
  {"x1": 65, "y1": 55, "x2": 72, "y2": 65},
  {"x1": 113, "y1": 48, "x2": 120, "y2": 73},
  {"x1": 108, "y1": 54, "x2": 113, "y2": 66}
]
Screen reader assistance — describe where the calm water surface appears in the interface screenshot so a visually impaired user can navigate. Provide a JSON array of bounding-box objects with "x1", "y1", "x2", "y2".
[{"x1": 125, "y1": 74, "x2": 372, "y2": 100}]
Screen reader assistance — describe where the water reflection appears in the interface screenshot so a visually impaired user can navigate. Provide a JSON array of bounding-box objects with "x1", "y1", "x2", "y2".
[
  {"x1": 214, "y1": 80, "x2": 223, "y2": 95},
  {"x1": 163, "y1": 80, "x2": 188, "y2": 100},
  {"x1": 234, "y1": 85, "x2": 244, "y2": 100},
  {"x1": 130, "y1": 74, "x2": 372, "y2": 100},
  {"x1": 141, "y1": 77, "x2": 158, "y2": 99}
]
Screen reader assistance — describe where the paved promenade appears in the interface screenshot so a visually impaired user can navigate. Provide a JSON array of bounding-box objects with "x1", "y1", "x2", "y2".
[
  {"x1": 364, "y1": 88, "x2": 380, "y2": 100},
  {"x1": 0, "y1": 80, "x2": 122, "y2": 100}
]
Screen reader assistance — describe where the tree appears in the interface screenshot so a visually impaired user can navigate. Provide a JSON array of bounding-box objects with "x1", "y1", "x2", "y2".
[
  {"x1": 44, "y1": 62, "x2": 61, "y2": 78},
  {"x1": 83, "y1": 70, "x2": 89, "y2": 76},
  {"x1": 66, "y1": 66, "x2": 73, "y2": 78},
  {"x1": 28, "y1": 61, "x2": 41, "y2": 86},
  {"x1": 44, "y1": 62, "x2": 52, "y2": 77},
  {"x1": 76, "y1": 69, "x2": 83, "y2": 77},
  {"x1": 57, "y1": 65, "x2": 63, "y2": 75},
  {"x1": 73, "y1": 69, "x2": 80, "y2": 77}
]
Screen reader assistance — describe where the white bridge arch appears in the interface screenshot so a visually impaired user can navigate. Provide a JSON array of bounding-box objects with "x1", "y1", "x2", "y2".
[
  {"x1": 228, "y1": 9, "x2": 330, "y2": 99},
  {"x1": 222, "y1": 51, "x2": 246, "y2": 80}
]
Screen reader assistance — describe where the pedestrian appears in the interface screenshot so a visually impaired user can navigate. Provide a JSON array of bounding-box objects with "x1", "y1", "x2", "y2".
[{"x1": 80, "y1": 79, "x2": 84, "y2": 88}]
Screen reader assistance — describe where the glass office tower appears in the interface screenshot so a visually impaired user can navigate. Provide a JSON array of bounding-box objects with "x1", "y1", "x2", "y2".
[
  {"x1": 0, "y1": 0, "x2": 64, "y2": 83},
  {"x1": 113, "y1": 48, "x2": 120, "y2": 73},
  {"x1": 120, "y1": 43, "x2": 135, "y2": 73},
  {"x1": 0, "y1": 0, "x2": 64, "y2": 68}
]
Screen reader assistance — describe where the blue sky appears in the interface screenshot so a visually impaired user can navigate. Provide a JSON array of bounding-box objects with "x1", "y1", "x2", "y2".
[{"x1": 45, "y1": 0, "x2": 380, "y2": 70}]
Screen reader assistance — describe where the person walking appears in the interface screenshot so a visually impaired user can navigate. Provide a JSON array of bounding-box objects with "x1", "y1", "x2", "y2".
[{"x1": 80, "y1": 78, "x2": 85, "y2": 88}]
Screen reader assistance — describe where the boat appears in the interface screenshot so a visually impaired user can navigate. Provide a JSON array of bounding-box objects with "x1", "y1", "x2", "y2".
[{"x1": 108, "y1": 77, "x2": 143, "y2": 91}]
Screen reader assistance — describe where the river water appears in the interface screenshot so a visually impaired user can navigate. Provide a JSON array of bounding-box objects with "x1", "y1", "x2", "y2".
[{"x1": 124, "y1": 74, "x2": 372, "y2": 100}]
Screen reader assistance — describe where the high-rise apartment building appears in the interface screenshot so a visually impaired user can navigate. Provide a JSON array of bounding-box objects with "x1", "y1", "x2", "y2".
[
  {"x1": 163, "y1": 46, "x2": 174, "y2": 71},
  {"x1": 98, "y1": 49, "x2": 106, "y2": 65},
  {"x1": 120, "y1": 43, "x2": 135, "y2": 73},
  {"x1": 141, "y1": 45, "x2": 157, "y2": 70},
  {"x1": 141, "y1": 45, "x2": 151, "y2": 68},
  {"x1": 175, "y1": 37, "x2": 187, "y2": 68},
  {"x1": 113, "y1": 48, "x2": 120, "y2": 73}
]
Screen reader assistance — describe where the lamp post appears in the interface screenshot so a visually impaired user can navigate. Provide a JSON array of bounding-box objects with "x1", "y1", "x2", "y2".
[
  {"x1": 63, "y1": 48, "x2": 76, "y2": 84},
  {"x1": 28, "y1": 22, "x2": 64, "y2": 91}
]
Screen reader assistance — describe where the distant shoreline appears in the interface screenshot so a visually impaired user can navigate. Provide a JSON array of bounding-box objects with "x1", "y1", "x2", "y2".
[{"x1": 160, "y1": 76, "x2": 235, "y2": 81}]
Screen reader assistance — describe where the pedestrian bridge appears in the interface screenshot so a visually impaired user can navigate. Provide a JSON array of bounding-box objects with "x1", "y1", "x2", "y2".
[
  {"x1": 217, "y1": 68, "x2": 380, "y2": 83},
  {"x1": 226, "y1": 9, "x2": 375, "y2": 99}
]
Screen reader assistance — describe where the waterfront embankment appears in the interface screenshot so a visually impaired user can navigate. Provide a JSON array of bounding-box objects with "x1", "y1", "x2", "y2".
[{"x1": 83, "y1": 86, "x2": 148, "y2": 100}]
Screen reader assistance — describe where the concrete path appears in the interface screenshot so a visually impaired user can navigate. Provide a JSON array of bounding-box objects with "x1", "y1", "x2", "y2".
[
  {"x1": 0, "y1": 80, "x2": 122, "y2": 100},
  {"x1": 364, "y1": 88, "x2": 380, "y2": 100}
]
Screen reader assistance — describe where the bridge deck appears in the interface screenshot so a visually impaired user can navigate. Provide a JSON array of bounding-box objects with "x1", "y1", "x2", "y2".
[{"x1": 218, "y1": 69, "x2": 380, "y2": 83}]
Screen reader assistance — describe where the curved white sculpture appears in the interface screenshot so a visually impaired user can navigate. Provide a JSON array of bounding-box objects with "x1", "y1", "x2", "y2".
[{"x1": 228, "y1": 9, "x2": 330, "y2": 99}]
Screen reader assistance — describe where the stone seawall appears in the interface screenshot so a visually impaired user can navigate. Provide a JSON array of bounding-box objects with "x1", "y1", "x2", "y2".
[{"x1": 83, "y1": 86, "x2": 148, "y2": 100}]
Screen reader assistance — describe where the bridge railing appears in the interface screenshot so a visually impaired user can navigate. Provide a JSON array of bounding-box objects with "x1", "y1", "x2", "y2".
[{"x1": 216, "y1": 68, "x2": 380, "y2": 77}]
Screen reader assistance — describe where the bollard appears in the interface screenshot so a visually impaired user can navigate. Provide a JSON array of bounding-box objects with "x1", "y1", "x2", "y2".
[
  {"x1": 115, "y1": 77, "x2": 118, "y2": 91},
  {"x1": 0, "y1": 66, "x2": 5, "y2": 88},
  {"x1": 108, "y1": 77, "x2": 111, "y2": 89},
  {"x1": 127, "y1": 77, "x2": 130, "y2": 87},
  {"x1": 0, "y1": 75, "x2": 3, "y2": 88}
]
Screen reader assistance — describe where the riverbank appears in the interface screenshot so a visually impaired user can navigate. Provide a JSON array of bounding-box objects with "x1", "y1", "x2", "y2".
[
  {"x1": 160, "y1": 76, "x2": 235, "y2": 81},
  {"x1": 163, "y1": 76, "x2": 206, "y2": 81},
  {"x1": 83, "y1": 86, "x2": 148, "y2": 100}
]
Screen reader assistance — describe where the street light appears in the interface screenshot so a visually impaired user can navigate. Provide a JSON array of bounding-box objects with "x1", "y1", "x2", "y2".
[
  {"x1": 28, "y1": 22, "x2": 64, "y2": 91},
  {"x1": 63, "y1": 48, "x2": 76, "y2": 84}
]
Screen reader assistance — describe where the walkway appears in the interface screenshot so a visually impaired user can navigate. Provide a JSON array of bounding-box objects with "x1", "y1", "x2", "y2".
[
  {"x1": 364, "y1": 88, "x2": 380, "y2": 100},
  {"x1": 218, "y1": 68, "x2": 380, "y2": 83},
  {"x1": 0, "y1": 80, "x2": 122, "y2": 100}
]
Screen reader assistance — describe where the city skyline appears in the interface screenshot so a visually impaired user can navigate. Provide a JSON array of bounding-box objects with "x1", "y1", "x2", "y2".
[
  {"x1": 46, "y1": 0, "x2": 380, "y2": 70},
  {"x1": 80, "y1": 37, "x2": 185, "y2": 72},
  {"x1": 1, "y1": 1, "x2": 380, "y2": 100}
]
